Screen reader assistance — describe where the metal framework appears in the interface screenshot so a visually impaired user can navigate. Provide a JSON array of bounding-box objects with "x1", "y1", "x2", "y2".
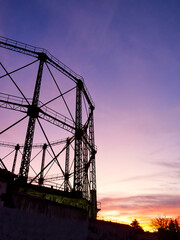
[
  {"x1": 19, "y1": 58, "x2": 45, "y2": 179},
  {"x1": 12, "y1": 144, "x2": 20, "y2": 173},
  {"x1": 39, "y1": 143, "x2": 47, "y2": 186},
  {"x1": 64, "y1": 138, "x2": 70, "y2": 192},
  {"x1": 0, "y1": 36, "x2": 97, "y2": 217}
]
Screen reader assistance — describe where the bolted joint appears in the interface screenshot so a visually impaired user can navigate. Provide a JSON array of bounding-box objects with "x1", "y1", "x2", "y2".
[
  {"x1": 15, "y1": 144, "x2": 20, "y2": 151},
  {"x1": 43, "y1": 143, "x2": 47, "y2": 150},
  {"x1": 27, "y1": 105, "x2": 40, "y2": 118},
  {"x1": 38, "y1": 52, "x2": 47, "y2": 62},
  {"x1": 75, "y1": 128, "x2": 83, "y2": 140},
  {"x1": 65, "y1": 173, "x2": 70, "y2": 181},
  {"x1": 90, "y1": 105, "x2": 95, "y2": 111},
  {"x1": 66, "y1": 137, "x2": 71, "y2": 144},
  {"x1": 38, "y1": 177, "x2": 44, "y2": 185},
  {"x1": 77, "y1": 79, "x2": 83, "y2": 89}
]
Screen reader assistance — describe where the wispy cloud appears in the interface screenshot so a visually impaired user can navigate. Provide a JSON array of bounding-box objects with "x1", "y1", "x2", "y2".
[
  {"x1": 99, "y1": 194, "x2": 180, "y2": 217},
  {"x1": 148, "y1": 142, "x2": 180, "y2": 156},
  {"x1": 117, "y1": 171, "x2": 168, "y2": 183},
  {"x1": 154, "y1": 159, "x2": 180, "y2": 169}
]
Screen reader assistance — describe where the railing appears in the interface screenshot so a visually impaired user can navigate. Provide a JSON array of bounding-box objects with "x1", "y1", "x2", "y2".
[
  {"x1": 0, "y1": 138, "x2": 68, "y2": 149},
  {"x1": 0, "y1": 36, "x2": 84, "y2": 82},
  {"x1": 0, "y1": 92, "x2": 31, "y2": 106},
  {"x1": 0, "y1": 36, "x2": 95, "y2": 108},
  {"x1": 0, "y1": 92, "x2": 75, "y2": 131},
  {"x1": 39, "y1": 102, "x2": 74, "y2": 128},
  {"x1": 0, "y1": 92, "x2": 96, "y2": 148}
]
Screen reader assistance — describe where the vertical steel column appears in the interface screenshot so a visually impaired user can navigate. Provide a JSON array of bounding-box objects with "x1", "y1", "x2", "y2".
[
  {"x1": 82, "y1": 129, "x2": 89, "y2": 200},
  {"x1": 39, "y1": 143, "x2": 47, "y2": 186},
  {"x1": 12, "y1": 144, "x2": 20, "y2": 173},
  {"x1": 89, "y1": 108, "x2": 96, "y2": 191},
  {"x1": 64, "y1": 137, "x2": 70, "y2": 191},
  {"x1": 74, "y1": 80, "x2": 83, "y2": 192},
  {"x1": 19, "y1": 54, "x2": 45, "y2": 179},
  {"x1": 89, "y1": 107, "x2": 97, "y2": 219}
]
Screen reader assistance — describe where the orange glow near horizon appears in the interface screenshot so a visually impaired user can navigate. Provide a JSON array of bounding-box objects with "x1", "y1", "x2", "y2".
[
  {"x1": 97, "y1": 212, "x2": 153, "y2": 232},
  {"x1": 97, "y1": 209, "x2": 180, "y2": 232},
  {"x1": 97, "y1": 193, "x2": 180, "y2": 232}
]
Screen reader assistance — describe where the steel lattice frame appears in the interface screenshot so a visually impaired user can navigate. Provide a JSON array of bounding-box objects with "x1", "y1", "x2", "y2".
[{"x1": 0, "y1": 36, "x2": 97, "y2": 217}]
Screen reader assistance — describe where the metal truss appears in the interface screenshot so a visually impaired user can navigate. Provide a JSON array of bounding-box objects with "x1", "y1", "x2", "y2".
[
  {"x1": 19, "y1": 58, "x2": 44, "y2": 179},
  {"x1": 0, "y1": 36, "x2": 97, "y2": 217},
  {"x1": 0, "y1": 36, "x2": 94, "y2": 108},
  {"x1": 64, "y1": 138, "x2": 70, "y2": 192}
]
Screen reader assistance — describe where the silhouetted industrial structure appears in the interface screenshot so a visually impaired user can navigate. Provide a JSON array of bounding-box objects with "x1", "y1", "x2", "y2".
[{"x1": 0, "y1": 36, "x2": 98, "y2": 219}]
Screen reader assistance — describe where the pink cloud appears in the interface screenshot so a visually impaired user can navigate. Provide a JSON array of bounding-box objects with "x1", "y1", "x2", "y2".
[{"x1": 99, "y1": 194, "x2": 180, "y2": 217}]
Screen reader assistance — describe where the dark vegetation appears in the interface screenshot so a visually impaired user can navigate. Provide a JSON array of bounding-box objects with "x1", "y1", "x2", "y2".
[
  {"x1": 130, "y1": 219, "x2": 144, "y2": 234},
  {"x1": 130, "y1": 218, "x2": 180, "y2": 240},
  {"x1": 151, "y1": 217, "x2": 180, "y2": 240}
]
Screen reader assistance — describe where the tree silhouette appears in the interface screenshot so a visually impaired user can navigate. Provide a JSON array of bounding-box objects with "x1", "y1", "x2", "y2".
[
  {"x1": 151, "y1": 217, "x2": 180, "y2": 240},
  {"x1": 151, "y1": 217, "x2": 169, "y2": 232},
  {"x1": 130, "y1": 219, "x2": 144, "y2": 233}
]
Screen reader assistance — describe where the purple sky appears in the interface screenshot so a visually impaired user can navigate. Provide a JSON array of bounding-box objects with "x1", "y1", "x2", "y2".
[{"x1": 1, "y1": 0, "x2": 180, "y2": 228}]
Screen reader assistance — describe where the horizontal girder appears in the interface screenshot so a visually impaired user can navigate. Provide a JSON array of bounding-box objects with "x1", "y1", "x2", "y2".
[
  {"x1": 0, "y1": 93, "x2": 96, "y2": 150},
  {"x1": 0, "y1": 36, "x2": 94, "y2": 108},
  {"x1": 0, "y1": 92, "x2": 75, "y2": 133},
  {"x1": 0, "y1": 138, "x2": 68, "y2": 149}
]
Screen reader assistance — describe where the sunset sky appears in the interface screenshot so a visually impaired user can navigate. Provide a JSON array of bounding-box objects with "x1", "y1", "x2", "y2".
[{"x1": 1, "y1": 0, "x2": 180, "y2": 231}]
